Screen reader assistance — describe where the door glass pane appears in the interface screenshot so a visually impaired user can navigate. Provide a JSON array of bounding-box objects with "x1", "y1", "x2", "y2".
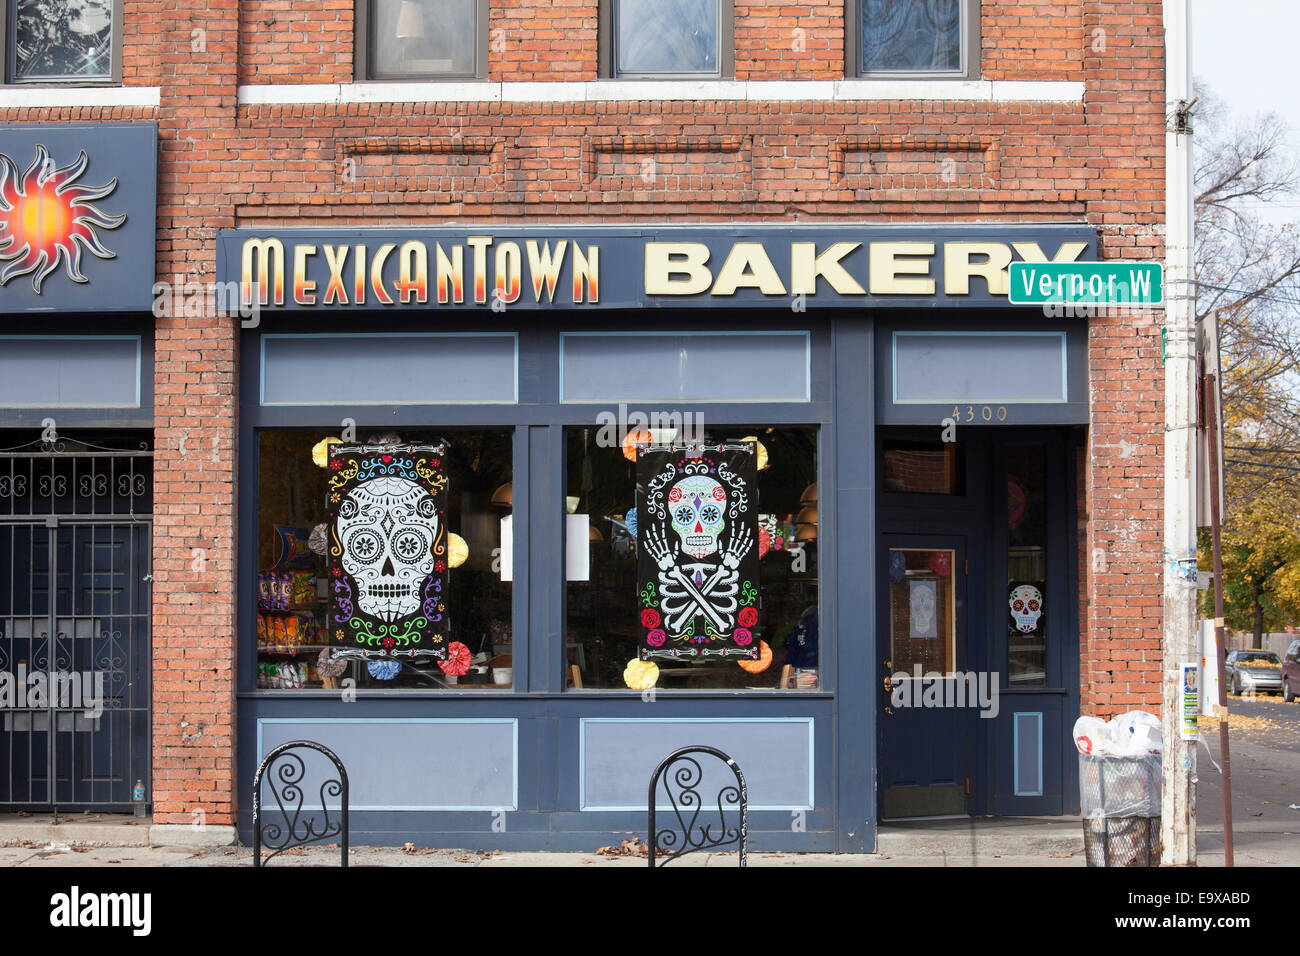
[
  {"x1": 888, "y1": 548, "x2": 955, "y2": 674},
  {"x1": 1006, "y1": 444, "x2": 1047, "y2": 686}
]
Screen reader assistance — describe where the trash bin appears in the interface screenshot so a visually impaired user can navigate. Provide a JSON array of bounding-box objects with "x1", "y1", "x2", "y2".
[{"x1": 1079, "y1": 753, "x2": 1162, "y2": 867}]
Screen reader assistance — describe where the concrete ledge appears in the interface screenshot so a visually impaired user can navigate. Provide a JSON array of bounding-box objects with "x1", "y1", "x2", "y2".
[
  {"x1": 237, "y1": 78, "x2": 1086, "y2": 107},
  {"x1": 0, "y1": 814, "x2": 150, "y2": 847},
  {"x1": 149, "y1": 824, "x2": 238, "y2": 848},
  {"x1": 1, "y1": 86, "x2": 161, "y2": 108},
  {"x1": 876, "y1": 817, "x2": 1084, "y2": 857}
]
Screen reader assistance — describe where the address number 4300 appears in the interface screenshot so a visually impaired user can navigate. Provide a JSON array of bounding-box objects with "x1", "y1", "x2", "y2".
[{"x1": 951, "y1": 405, "x2": 1009, "y2": 423}]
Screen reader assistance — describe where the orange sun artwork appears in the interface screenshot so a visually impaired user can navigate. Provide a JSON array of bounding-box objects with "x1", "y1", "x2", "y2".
[{"x1": 0, "y1": 144, "x2": 125, "y2": 293}]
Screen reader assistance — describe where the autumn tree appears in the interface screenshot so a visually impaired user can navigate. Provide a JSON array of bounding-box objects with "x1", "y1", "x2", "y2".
[{"x1": 1194, "y1": 84, "x2": 1300, "y2": 645}]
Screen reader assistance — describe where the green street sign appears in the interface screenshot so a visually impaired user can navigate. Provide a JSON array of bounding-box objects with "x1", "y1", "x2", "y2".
[{"x1": 1008, "y1": 261, "x2": 1163, "y2": 306}]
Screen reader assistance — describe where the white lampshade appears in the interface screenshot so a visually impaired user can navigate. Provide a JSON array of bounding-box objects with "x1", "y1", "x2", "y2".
[{"x1": 394, "y1": 1, "x2": 425, "y2": 40}]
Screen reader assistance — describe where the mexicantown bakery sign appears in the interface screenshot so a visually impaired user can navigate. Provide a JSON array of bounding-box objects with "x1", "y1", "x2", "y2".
[{"x1": 215, "y1": 224, "x2": 1098, "y2": 311}]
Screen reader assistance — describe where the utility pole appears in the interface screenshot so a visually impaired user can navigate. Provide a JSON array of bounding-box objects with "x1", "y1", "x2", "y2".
[
  {"x1": 1161, "y1": 0, "x2": 1198, "y2": 866},
  {"x1": 1202, "y1": 348, "x2": 1234, "y2": 867}
]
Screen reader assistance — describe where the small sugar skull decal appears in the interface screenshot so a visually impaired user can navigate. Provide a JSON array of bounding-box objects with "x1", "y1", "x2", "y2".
[{"x1": 1009, "y1": 584, "x2": 1043, "y2": 633}]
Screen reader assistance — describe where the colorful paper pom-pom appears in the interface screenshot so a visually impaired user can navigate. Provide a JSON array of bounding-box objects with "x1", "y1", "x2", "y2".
[
  {"x1": 317, "y1": 648, "x2": 348, "y2": 678},
  {"x1": 621, "y1": 428, "x2": 653, "y2": 463},
  {"x1": 623, "y1": 659, "x2": 660, "y2": 690},
  {"x1": 311, "y1": 437, "x2": 342, "y2": 468},
  {"x1": 367, "y1": 660, "x2": 401, "y2": 680},
  {"x1": 439, "y1": 641, "x2": 472, "y2": 677},
  {"x1": 738, "y1": 641, "x2": 773, "y2": 674},
  {"x1": 447, "y1": 533, "x2": 469, "y2": 569},
  {"x1": 625, "y1": 507, "x2": 637, "y2": 539}
]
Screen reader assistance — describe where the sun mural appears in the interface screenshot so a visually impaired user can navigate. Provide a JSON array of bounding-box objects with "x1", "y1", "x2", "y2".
[{"x1": 0, "y1": 144, "x2": 125, "y2": 293}]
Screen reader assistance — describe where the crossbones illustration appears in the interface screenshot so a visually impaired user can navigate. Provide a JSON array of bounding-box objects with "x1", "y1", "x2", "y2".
[{"x1": 643, "y1": 522, "x2": 753, "y2": 635}]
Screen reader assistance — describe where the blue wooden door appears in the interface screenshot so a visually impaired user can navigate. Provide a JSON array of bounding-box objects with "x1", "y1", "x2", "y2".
[{"x1": 877, "y1": 533, "x2": 970, "y2": 818}]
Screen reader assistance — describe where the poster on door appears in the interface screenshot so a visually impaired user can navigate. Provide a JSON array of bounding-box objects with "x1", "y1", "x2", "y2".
[
  {"x1": 908, "y1": 580, "x2": 938, "y2": 638},
  {"x1": 328, "y1": 442, "x2": 449, "y2": 661},
  {"x1": 636, "y1": 443, "x2": 760, "y2": 661}
]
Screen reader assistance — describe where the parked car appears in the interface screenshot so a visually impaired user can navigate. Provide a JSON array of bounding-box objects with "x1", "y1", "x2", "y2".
[
  {"x1": 1226, "y1": 650, "x2": 1284, "y2": 697},
  {"x1": 1284, "y1": 641, "x2": 1300, "y2": 703}
]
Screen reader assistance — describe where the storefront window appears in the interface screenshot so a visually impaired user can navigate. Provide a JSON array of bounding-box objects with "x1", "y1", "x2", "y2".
[
  {"x1": 255, "y1": 429, "x2": 512, "y2": 691},
  {"x1": 565, "y1": 425, "x2": 818, "y2": 690},
  {"x1": 1006, "y1": 444, "x2": 1047, "y2": 686}
]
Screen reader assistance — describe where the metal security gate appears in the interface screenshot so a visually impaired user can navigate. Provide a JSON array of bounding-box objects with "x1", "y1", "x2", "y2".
[{"x1": 0, "y1": 438, "x2": 151, "y2": 812}]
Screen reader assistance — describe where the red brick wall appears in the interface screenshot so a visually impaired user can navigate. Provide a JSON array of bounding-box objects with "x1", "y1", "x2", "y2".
[
  {"x1": 0, "y1": 0, "x2": 1166, "y2": 822},
  {"x1": 1078, "y1": 1, "x2": 1165, "y2": 719}
]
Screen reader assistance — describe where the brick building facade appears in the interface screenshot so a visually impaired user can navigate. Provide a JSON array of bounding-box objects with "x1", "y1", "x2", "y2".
[{"x1": 0, "y1": 0, "x2": 1166, "y2": 850}]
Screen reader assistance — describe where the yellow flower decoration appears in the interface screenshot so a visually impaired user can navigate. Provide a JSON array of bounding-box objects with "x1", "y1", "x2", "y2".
[
  {"x1": 312, "y1": 437, "x2": 342, "y2": 468},
  {"x1": 623, "y1": 659, "x2": 660, "y2": 690},
  {"x1": 739, "y1": 436, "x2": 769, "y2": 470},
  {"x1": 447, "y1": 532, "x2": 469, "y2": 569}
]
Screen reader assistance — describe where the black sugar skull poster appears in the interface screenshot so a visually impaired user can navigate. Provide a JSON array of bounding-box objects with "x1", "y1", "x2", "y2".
[
  {"x1": 328, "y1": 442, "x2": 449, "y2": 661},
  {"x1": 636, "y1": 444, "x2": 760, "y2": 661}
]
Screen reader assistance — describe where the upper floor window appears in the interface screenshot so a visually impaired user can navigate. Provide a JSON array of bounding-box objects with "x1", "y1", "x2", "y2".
[
  {"x1": 848, "y1": 0, "x2": 978, "y2": 79},
  {"x1": 358, "y1": 0, "x2": 486, "y2": 80},
  {"x1": 5, "y1": 0, "x2": 118, "y2": 83},
  {"x1": 601, "y1": 0, "x2": 734, "y2": 78}
]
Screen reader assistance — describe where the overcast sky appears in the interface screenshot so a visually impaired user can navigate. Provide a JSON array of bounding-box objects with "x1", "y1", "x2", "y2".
[
  {"x1": 1190, "y1": 1, "x2": 1294, "y2": 149},
  {"x1": 1193, "y1": 0, "x2": 1300, "y2": 218},
  {"x1": 1193, "y1": 0, "x2": 1296, "y2": 126}
]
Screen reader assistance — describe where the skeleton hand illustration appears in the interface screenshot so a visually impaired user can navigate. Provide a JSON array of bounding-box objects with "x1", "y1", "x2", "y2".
[
  {"x1": 721, "y1": 523, "x2": 753, "y2": 570},
  {"x1": 642, "y1": 523, "x2": 676, "y2": 571}
]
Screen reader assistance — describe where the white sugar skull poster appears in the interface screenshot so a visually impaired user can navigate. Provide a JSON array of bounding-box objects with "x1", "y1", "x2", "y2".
[
  {"x1": 328, "y1": 442, "x2": 449, "y2": 661},
  {"x1": 636, "y1": 444, "x2": 760, "y2": 661},
  {"x1": 908, "y1": 579, "x2": 938, "y2": 639}
]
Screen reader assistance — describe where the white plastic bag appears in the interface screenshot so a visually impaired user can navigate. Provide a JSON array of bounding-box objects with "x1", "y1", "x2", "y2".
[
  {"x1": 1107, "y1": 710, "x2": 1162, "y2": 756},
  {"x1": 1073, "y1": 716, "x2": 1110, "y2": 755}
]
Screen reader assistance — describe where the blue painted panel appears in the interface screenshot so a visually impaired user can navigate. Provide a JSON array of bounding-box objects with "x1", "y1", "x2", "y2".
[
  {"x1": 893, "y1": 332, "x2": 1067, "y2": 404},
  {"x1": 993, "y1": 695, "x2": 1065, "y2": 813},
  {"x1": 579, "y1": 717, "x2": 814, "y2": 810},
  {"x1": 260, "y1": 333, "x2": 518, "y2": 405},
  {"x1": 560, "y1": 331, "x2": 810, "y2": 403},
  {"x1": 0, "y1": 335, "x2": 139, "y2": 407},
  {"x1": 257, "y1": 718, "x2": 518, "y2": 810},
  {"x1": 1014, "y1": 711, "x2": 1044, "y2": 796},
  {"x1": 876, "y1": 319, "x2": 1088, "y2": 426}
]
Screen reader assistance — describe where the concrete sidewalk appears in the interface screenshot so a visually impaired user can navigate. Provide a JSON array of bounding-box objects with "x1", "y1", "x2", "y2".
[
  {"x1": 1, "y1": 811, "x2": 1288, "y2": 865},
  {"x1": 0, "y1": 845, "x2": 1086, "y2": 867},
  {"x1": 0, "y1": 813, "x2": 1089, "y2": 866}
]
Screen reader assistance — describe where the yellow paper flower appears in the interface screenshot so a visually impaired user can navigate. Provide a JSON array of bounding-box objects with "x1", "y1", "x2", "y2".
[
  {"x1": 448, "y1": 532, "x2": 469, "y2": 568},
  {"x1": 311, "y1": 437, "x2": 342, "y2": 468},
  {"x1": 739, "y1": 436, "x2": 769, "y2": 470},
  {"x1": 623, "y1": 659, "x2": 660, "y2": 690}
]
